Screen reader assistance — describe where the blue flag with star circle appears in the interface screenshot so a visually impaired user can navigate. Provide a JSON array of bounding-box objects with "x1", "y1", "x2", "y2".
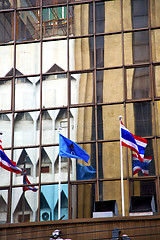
[{"x1": 59, "y1": 134, "x2": 89, "y2": 163}]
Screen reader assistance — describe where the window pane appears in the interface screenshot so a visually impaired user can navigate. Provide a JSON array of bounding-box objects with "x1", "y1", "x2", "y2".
[
  {"x1": 17, "y1": 0, "x2": 40, "y2": 8},
  {"x1": 76, "y1": 143, "x2": 96, "y2": 180},
  {"x1": 0, "y1": 0, "x2": 13, "y2": 9},
  {"x1": 42, "y1": 74, "x2": 67, "y2": 108},
  {"x1": 72, "y1": 4, "x2": 91, "y2": 36},
  {"x1": 42, "y1": 40, "x2": 67, "y2": 73},
  {"x1": 99, "y1": 142, "x2": 126, "y2": 179},
  {"x1": 157, "y1": 139, "x2": 160, "y2": 174},
  {"x1": 155, "y1": 101, "x2": 160, "y2": 136},
  {"x1": 104, "y1": 34, "x2": 122, "y2": 68},
  {"x1": 130, "y1": 180, "x2": 157, "y2": 215},
  {"x1": 132, "y1": 31, "x2": 149, "y2": 63},
  {"x1": 0, "y1": 79, "x2": 12, "y2": 110},
  {"x1": 41, "y1": 184, "x2": 68, "y2": 221},
  {"x1": 71, "y1": 72, "x2": 93, "y2": 105},
  {"x1": 124, "y1": 31, "x2": 149, "y2": 65},
  {"x1": 0, "y1": 150, "x2": 11, "y2": 186},
  {"x1": 151, "y1": 0, "x2": 160, "y2": 27},
  {"x1": 42, "y1": 6, "x2": 68, "y2": 38},
  {"x1": 43, "y1": 0, "x2": 67, "y2": 5},
  {"x1": 0, "y1": 45, "x2": 14, "y2": 78},
  {"x1": 16, "y1": 10, "x2": 40, "y2": 41},
  {"x1": 0, "y1": 113, "x2": 12, "y2": 148},
  {"x1": 98, "y1": 104, "x2": 124, "y2": 140},
  {"x1": 97, "y1": 69, "x2": 123, "y2": 103},
  {"x1": 155, "y1": 66, "x2": 160, "y2": 97},
  {"x1": 104, "y1": 0, "x2": 121, "y2": 33},
  {"x1": 70, "y1": 107, "x2": 96, "y2": 142},
  {"x1": 11, "y1": 187, "x2": 38, "y2": 223},
  {"x1": 0, "y1": 190, "x2": 8, "y2": 224},
  {"x1": 15, "y1": 76, "x2": 40, "y2": 110},
  {"x1": 69, "y1": 37, "x2": 94, "y2": 71},
  {"x1": 13, "y1": 148, "x2": 38, "y2": 185},
  {"x1": 71, "y1": 183, "x2": 95, "y2": 219},
  {"x1": 39, "y1": 146, "x2": 71, "y2": 184},
  {"x1": 16, "y1": 43, "x2": 40, "y2": 75},
  {"x1": 152, "y1": 29, "x2": 160, "y2": 62},
  {"x1": 126, "y1": 67, "x2": 150, "y2": 100},
  {"x1": 126, "y1": 102, "x2": 152, "y2": 137},
  {"x1": 131, "y1": 139, "x2": 155, "y2": 177},
  {"x1": 99, "y1": 181, "x2": 128, "y2": 216},
  {"x1": 130, "y1": 180, "x2": 156, "y2": 198},
  {"x1": 0, "y1": 12, "x2": 14, "y2": 43},
  {"x1": 14, "y1": 111, "x2": 40, "y2": 147},
  {"x1": 123, "y1": 0, "x2": 148, "y2": 30}
]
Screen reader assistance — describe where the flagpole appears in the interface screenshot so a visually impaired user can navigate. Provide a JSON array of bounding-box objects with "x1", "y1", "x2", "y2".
[
  {"x1": 22, "y1": 158, "x2": 26, "y2": 222},
  {"x1": 58, "y1": 128, "x2": 62, "y2": 220},
  {"x1": 119, "y1": 116, "x2": 125, "y2": 216}
]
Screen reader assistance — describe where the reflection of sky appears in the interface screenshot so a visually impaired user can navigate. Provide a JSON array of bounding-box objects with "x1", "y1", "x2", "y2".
[{"x1": 41, "y1": 184, "x2": 68, "y2": 211}]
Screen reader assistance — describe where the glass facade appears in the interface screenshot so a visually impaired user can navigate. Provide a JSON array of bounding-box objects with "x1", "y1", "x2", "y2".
[{"x1": 0, "y1": 0, "x2": 160, "y2": 223}]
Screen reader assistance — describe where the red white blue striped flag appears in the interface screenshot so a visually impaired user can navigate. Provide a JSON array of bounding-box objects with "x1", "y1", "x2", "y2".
[{"x1": 120, "y1": 121, "x2": 147, "y2": 162}]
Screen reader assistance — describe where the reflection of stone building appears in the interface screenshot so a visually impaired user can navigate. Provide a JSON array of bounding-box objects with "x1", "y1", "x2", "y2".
[{"x1": 1, "y1": 0, "x2": 160, "y2": 225}]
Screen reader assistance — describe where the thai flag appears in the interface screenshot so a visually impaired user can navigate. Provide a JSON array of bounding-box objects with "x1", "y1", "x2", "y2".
[
  {"x1": 132, "y1": 153, "x2": 152, "y2": 176},
  {"x1": 23, "y1": 172, "x2": 38, "y2": 192},
  {"x1": 120, "y1": 121, "x2": 147, "y2": 161},
  {"x1": 0, "y1": 148, "x2": 22, "y2": 174}
]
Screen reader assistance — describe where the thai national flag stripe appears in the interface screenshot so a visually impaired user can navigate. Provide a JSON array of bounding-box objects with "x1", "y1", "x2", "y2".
[
  {"x1": 132, "y1": 153, "x2": 152, "y2": 176},
  {"x1": 23, "y1": 173, "x2": 38, "y2": 192},
  {"x1": 121, "y1": 122, "x2": 147, "y2": 161},
  {"x1": 133, "y1": 165, "x2": 149, "y2": 176},
  {"x1": 0, "y1": 149, "x2": 22, "y2": 174}
]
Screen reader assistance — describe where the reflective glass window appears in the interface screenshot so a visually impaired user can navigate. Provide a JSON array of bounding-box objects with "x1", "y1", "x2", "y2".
[
  {"x1": 0, "y1": 12, "x2": 14, "y2": 43},
  {"x1": 0, "y1": 79, "x2": 12, "y2": 110},
  {"x1": 0, "y1": 190, "x2": 8, "y2": 224},
  {"x1": 17, "y1": 0, "x2": 40, "y2": 8},
  {"x1": 42, "y1": 74, "x2": 67, "y2": 108},
  {"x1": 0, "y1": 45, "x2": 14, "y2": 78},
  {"x1": 98, "y1": 104, "x2": 124, "y2": 141},
  {"x1": 11, "y1": 187, "x2": 38, "y2": 223},
  {"x1": 16, "y1": 10, "x2": 40, "y2": 41},
  {"x1": 104, "y1": 34, "x2": 122, "y2": 68},
  {"x1": 42, "y1": 40, "x2": 67, "y2": 73},
  {"x1": 41, "y1": 184, "x2": 68, "y2": 221},
  {"x1": 97, "y1": 69, "x2": 123, "y2": 103},
  {"x1": 126, "y1": 67, "x2": 150, "y2": 100},
  {"x1": 0, "y1": 113, "x2": 12, "y2": 148},
  {"x1": 71, "y1": 72, "x2": 94, "y2": 105},
  {"x1": 16, "y1": 43, "x2": 40, "y2": 75},
  {"x1": 14, "y1": 111, "x2": 40, "y2": 147},
  {"x1": 42, "y1": 6, "x2": 68, "y2": 38},
  {"x1": 0, "y1": 0, "x2": 13, "y2": 9},
  {"x1": 126, "y1": 102, "x2": 152, "y2": 137},
  {"x1": 15, "y1": 76, "x2": 40, "y2": 110},
  {"x1": 69, "y1": 37, "x2": 94, "y2": 71},
  {"x1": 70, "y1": 107, "x2": 96, "y2": 142},
  {"x1": 13, "y1": 148, "x2": 39, "y2": 185},
  {"x1": 71, "y1": 183, "x2": 95, "y2": 219}
]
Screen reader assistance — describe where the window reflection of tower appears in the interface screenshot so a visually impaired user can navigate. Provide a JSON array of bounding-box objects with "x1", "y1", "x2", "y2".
[{"x1": 131, "y1": 0, "x2": 155, "y2": 181}]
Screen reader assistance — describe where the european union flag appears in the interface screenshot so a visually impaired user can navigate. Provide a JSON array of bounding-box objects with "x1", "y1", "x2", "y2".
[
  {"x1": 59, "y1": 134, "x2": 89, "y2": 163},
  {"x1": 77, "y1": 163, "x2": 96, "y2": 180}
]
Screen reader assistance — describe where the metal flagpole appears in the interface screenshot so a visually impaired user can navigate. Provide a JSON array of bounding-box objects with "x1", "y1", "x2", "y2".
[
  {"x1": 58, "y1": 154, "x2": 61, "y2": 220},
  {"x1": 58, "y1": 128, "x2": 62, "y2": 220},
  {"x1": 119, "y1": 116, "x2": 125, "y2": 216},
  {"x1": 22, "y1": 158, "x2": 26, "y2": 222}
]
